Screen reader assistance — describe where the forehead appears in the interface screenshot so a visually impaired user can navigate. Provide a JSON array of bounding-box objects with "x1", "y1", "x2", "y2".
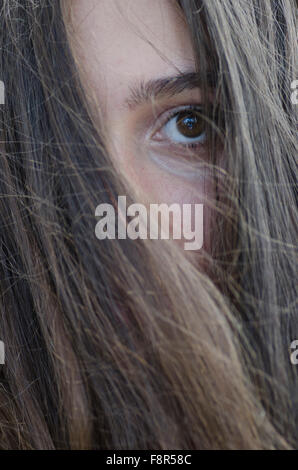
[{"x1": 69, "y1": 0, "x2": 195, "y2": 107}]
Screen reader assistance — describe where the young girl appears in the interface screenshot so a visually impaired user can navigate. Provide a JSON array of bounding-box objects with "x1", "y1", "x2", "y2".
[{"x1": 0, "y1": 0, "x2": 297, "y2": 449}]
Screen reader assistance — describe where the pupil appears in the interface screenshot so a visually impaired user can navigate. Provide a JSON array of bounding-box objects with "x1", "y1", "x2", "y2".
[{"x1": 176, "y1": 111, "x2": 204, "y2": 138}]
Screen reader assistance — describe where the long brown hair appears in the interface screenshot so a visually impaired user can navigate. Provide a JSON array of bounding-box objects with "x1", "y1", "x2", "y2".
[{"x1": 0, "y1": 0, "x2": 297, "y2": 449}]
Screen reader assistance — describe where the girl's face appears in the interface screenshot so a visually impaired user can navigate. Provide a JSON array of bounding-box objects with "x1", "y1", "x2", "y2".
[{"x1": 70, "y1": 0, "x2": 213, "y2": 247}]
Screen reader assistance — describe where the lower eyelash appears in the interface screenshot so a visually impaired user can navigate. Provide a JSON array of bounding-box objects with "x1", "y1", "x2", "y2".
[{"x1": 183, "y1": 142, "x2": 202, "y2": 149}]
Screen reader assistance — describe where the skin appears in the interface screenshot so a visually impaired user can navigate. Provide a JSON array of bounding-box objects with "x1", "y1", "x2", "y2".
[{"x1": 68, "y1": 0, "x2": 214, "y2": 248}]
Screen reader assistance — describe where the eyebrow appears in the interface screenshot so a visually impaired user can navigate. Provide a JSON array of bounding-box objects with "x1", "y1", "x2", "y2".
[{"x1": 125, "y1": 72, "x2": 210, "y2": 110}]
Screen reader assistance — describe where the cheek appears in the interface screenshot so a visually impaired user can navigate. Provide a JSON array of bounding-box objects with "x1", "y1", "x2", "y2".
[{"x1": 113, "y1": 140, "x2": 214, "y2": 251}]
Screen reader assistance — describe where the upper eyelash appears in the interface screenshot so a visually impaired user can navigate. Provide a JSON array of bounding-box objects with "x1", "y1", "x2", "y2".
[{"x1": 161, "y1": 105, "x2": 203, "y2": 128}]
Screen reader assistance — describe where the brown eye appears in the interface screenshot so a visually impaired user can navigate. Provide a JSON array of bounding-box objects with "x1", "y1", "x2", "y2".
[
  {"x1": 159, "y1": 107, "x2": 207, "y2": 145},
  {"x1": 175, "y1": 110, "x2": 206, "y2": 139}
]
